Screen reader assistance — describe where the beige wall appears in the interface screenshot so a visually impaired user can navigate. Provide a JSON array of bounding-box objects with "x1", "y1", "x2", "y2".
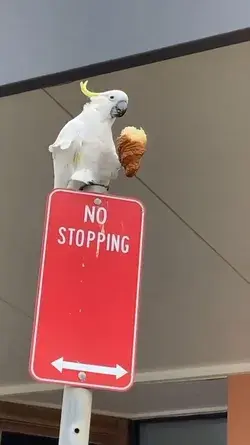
[{"x1": 0, "y1": 41, "x2": 250, "y2": 416}]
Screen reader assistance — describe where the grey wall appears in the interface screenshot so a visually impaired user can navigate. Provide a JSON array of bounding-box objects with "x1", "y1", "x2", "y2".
[
  {"x1": 1, "y1": 0, "x2": 250, "y2": 86},
  {"x1": 139, "y1": 417, "x2": 227, "y2": 445}
]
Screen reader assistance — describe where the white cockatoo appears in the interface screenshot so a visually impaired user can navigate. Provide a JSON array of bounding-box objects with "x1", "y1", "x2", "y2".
[{"x1": 49, "y1": 80, "x2": 128, "y2": 190}]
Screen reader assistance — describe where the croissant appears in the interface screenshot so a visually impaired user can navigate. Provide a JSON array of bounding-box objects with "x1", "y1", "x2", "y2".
[{"x1": 116, "y1": 126, "x2": 147, "y2": 177}]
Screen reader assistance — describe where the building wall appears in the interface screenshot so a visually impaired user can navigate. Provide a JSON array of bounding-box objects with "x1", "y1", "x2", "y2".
[
  {"x1": 1, "y1": 0, "x2": 250, "y2": 86},
  {"x1": 0, "y1": 401, "x2": 130, "y2": 445}
]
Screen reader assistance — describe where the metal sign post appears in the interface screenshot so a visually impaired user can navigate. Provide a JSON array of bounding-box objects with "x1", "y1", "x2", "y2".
[
  {"x1": 59, "y1": 386, "x2": 92, "y2": 445},
  {"x1": 58, "y1": 184, "x2": 107, "y2": 445}
]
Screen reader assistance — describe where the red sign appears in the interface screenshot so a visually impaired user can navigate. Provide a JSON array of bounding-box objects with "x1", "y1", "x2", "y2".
[{"x1": 29, "y1": 189, "x2": 144, "y2": 391}]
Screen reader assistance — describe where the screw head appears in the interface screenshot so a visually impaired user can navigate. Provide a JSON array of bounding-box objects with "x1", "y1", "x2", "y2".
[
  {"x1": 78, "y1": 371, "x2": 86, "y2": 381},
  {"x1": 94, "y1": 198, "x2": 102, "y2": 205}
]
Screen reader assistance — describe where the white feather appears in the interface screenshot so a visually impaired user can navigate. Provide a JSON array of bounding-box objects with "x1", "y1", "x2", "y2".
[{"x1": 49, "y1": 100, "x2": 122, "y2": 189}]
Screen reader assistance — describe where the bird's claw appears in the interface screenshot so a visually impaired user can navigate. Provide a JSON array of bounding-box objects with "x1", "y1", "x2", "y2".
[{"x1": 79, "y1": 182, "x2": 109, "y2": 191}]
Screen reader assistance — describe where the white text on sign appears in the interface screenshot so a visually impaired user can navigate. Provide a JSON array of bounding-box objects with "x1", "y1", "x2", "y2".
[{"x1": 57, "y1": 205, "x2": 130, "y2": 254}]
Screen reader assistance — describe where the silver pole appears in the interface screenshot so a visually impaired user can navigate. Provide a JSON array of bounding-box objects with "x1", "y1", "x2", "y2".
[
  {"x1": 58, "y1": 180, "x2": 108, "y2": 445},
  {"x1": 59, "y1": 386, "x2": 92, "y2": 445}
]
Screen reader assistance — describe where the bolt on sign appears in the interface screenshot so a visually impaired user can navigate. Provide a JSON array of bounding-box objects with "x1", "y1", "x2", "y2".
[{"x1": 29, "y1": 189, "x2": 145, "y2": 391}]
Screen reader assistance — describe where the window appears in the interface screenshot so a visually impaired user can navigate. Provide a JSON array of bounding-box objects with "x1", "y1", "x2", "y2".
[
  {"x1": 1, "y1": 432, "x2": 58, "y2": 445},
  {"x1": 138, "y1": 415, "x2": 227, "y2": 445}
]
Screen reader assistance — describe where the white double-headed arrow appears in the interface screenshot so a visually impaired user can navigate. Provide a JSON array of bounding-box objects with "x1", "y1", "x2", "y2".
[{"x1": 51, "y1": 357, "x2": 128, "y2": 380}]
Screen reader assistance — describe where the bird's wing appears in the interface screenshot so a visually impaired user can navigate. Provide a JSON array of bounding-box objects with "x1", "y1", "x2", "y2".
[{"x1": 49, "y1": 119, "x2": 84, "y2": 189}]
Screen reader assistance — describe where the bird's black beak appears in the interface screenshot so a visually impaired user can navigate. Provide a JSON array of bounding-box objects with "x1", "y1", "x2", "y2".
[{"x1": 111, "y1": 100, "x2": 128, "y2": 118}]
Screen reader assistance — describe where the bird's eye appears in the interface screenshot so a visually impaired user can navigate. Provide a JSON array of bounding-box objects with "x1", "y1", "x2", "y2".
[{"x1": 109, "y1": 95, "x2": 115, "y2": 100}]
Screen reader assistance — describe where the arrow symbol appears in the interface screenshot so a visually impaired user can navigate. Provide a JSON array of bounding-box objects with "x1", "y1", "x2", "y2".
[{"x1": 51, "y1": 357, "x2": 128, "y2": 380}]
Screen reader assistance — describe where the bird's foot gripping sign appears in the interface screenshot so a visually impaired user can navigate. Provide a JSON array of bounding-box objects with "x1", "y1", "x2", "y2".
[{"x1": 29, "y1": 189, "x2": 145, "y2": 391}]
